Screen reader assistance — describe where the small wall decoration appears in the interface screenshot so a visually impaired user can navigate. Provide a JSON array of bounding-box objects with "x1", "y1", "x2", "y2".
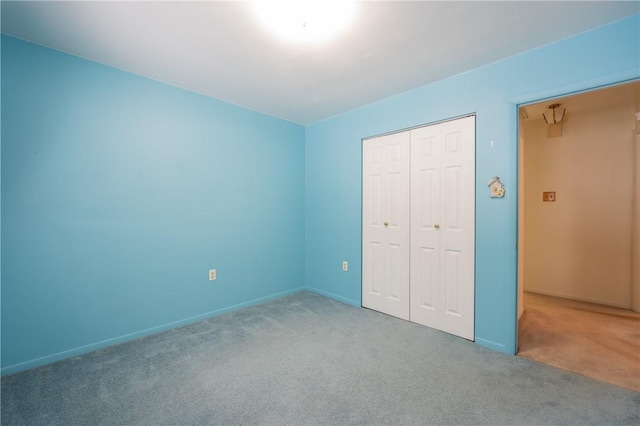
[{"x1": 488, "y1": 176, "x2": 505, "y2": 198}]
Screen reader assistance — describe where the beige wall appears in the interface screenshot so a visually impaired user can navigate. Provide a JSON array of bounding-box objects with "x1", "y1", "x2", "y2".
[{"x1": 523, "y1": 102, "x2": 635, "y2": 308}]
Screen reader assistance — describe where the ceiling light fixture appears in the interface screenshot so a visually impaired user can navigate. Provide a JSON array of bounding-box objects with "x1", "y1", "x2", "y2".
[
  {"x1": 252, "y1": 0, "x2": 357, "y2": 44},
  {"x1": 542, "y1": 103, "x2": 566, "y2": 125},
  {"x1": 543, "y1": 103, "x2": 566, "y2": 138}
]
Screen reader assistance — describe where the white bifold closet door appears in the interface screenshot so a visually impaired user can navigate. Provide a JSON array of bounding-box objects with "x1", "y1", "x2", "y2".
[
  {"x1": 362, "y1": 131, "x2": 411, "y2": 320},
  {"x1": 362, "y1": 116, "x2": 475, "y2": 340}
]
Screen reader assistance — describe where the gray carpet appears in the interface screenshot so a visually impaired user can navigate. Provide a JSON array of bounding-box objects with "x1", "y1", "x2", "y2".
[{"x1": 2, "y1": 291, "x2": 639, "y2": 425}]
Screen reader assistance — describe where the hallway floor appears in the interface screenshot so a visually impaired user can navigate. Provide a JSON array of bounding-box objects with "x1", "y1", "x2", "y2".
[{"x1": 518, "y1": 292, "x2": 640, "y2": 392}]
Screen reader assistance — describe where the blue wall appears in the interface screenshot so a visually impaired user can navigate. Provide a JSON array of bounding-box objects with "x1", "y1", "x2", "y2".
[
  {"x1": 2, "y1": 15, "x2": 639, "y2": 373},
  {"x1": 1, "y1": 35, "x2": 305, "y2": 373},
  {"x1": 305, "y1": 15, "x2": 640, "y2": 353}
]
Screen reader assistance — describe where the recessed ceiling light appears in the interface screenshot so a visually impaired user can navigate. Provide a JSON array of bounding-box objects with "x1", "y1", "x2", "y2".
[{"x1": 252, "y1": 0, "x2": 357, "y2": 44}]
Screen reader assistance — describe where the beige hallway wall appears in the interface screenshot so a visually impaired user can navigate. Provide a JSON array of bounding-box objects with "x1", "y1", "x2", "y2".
[{"x1": 523, "y1": 101, "x2": 635, "y2": 308}]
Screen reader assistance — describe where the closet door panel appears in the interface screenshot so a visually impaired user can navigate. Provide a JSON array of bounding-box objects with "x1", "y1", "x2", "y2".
[
  {"x1": 411, "y1": 127, "x2": 442, "y2": 327},
  {"x1": 410, "y1": 116, "x2": 475, "y2": 340},
  {"x1": 362, "y1": 132, "x2": 410, "y2": 320},
  {"x1": 439, "y1": 117, "x2": 475, "y2": 340}
]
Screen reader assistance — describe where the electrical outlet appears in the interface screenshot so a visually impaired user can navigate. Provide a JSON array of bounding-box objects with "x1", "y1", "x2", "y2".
[
  {"x1": 209, "y1": 269, "x2": 216, "y2": 280},
  {"x1": 342, "y1": 261, "x2": 348, "y2": 271}
]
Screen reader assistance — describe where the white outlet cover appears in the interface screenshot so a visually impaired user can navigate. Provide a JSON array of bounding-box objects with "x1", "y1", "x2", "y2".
[{"x1": 209, "y1": 269, "x2": 216, "y2": 280}]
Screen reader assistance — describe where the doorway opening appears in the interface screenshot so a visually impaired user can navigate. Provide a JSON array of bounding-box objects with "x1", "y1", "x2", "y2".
[{"x1": 516, "y1": 80, "x2": 640, "y2": 392}]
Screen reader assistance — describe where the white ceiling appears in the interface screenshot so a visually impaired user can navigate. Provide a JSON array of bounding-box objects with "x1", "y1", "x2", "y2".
[{"x1": 2, "y1": 1, "x2": 638, "y2": 125}]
